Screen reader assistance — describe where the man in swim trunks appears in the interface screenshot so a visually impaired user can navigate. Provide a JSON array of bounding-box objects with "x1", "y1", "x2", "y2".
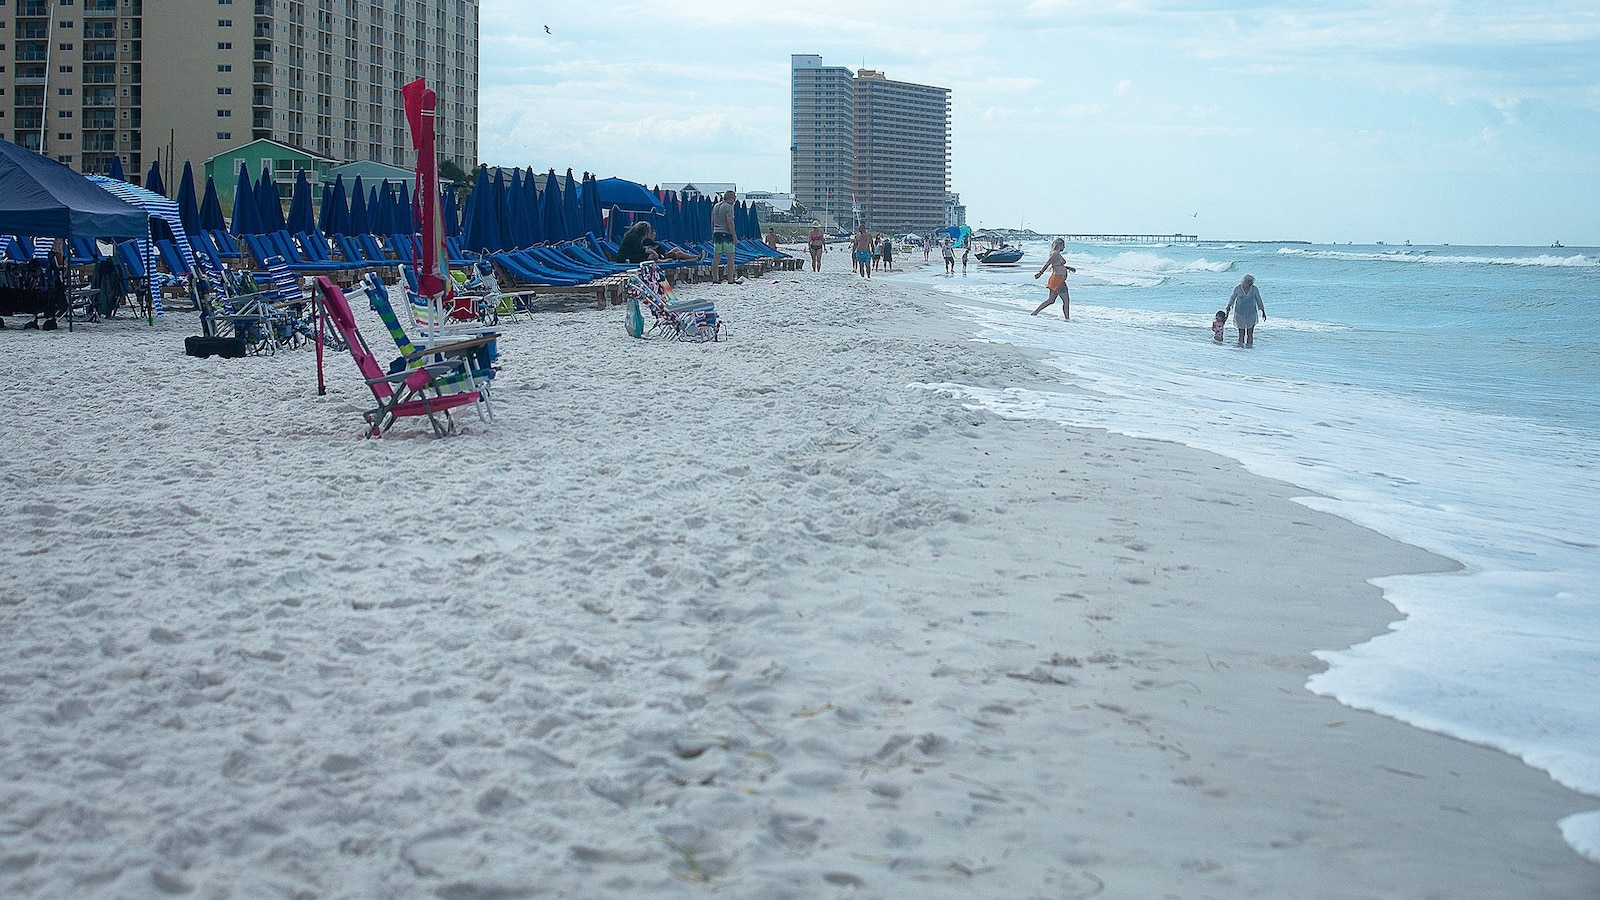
[
  {"x1": 851, "y1": 224, "x2": 873, "y2": 278},
  {"x1": 1031, "y1": 237, "x2": 1077, "y2": 319},
  {"x1": 711, "y1": 189, "x2": 739, "y2": 284}
]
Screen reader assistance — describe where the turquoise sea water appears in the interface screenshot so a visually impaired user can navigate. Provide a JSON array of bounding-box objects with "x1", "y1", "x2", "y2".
[{"x1": 914, "y1": 241, "x2": 1600, "y2": 860}]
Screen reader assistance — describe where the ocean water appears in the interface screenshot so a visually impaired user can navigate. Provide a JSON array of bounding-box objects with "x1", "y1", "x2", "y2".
[{"x1": 914, "y1": 240, "x2": 1600, "y2": 861}]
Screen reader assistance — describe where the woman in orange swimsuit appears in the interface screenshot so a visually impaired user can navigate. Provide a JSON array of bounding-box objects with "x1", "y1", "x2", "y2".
[{"x1": 1031, "y1": 237, "x2": 1077, "y2": 320}]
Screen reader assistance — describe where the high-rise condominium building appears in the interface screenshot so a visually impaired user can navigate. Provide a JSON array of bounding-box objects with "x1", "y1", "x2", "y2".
[
  {"x1": 3, "y1": 0, "x2": 478, "y2": 184},
  {"x1": 790, "y1": 54, "x2": 949, "y2": 234},
  {"x1": 789, "y1": 54, "x2": 855, "y2": 231}
]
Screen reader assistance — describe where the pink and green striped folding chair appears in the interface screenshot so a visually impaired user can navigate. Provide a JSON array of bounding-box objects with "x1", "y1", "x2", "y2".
[{"x1": 314, "y1": 276, "x2": 483, "y2": 438}]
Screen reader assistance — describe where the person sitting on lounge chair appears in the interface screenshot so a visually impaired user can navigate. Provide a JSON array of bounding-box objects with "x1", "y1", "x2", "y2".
[{"x1": 616, "y1": 221, "x2": 704, "y2": 264}]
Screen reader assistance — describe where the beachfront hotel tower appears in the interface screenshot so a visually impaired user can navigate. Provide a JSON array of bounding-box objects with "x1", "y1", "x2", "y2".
[
  {"x1": 789, "y1": 54, "x2": 855, "y2": 232},
  {"x1": 2, "y1": 0, "x2": 478, "y2": 183},
  {"x1": 789, "y1": 54, "x2": 950, "y2": 234}
]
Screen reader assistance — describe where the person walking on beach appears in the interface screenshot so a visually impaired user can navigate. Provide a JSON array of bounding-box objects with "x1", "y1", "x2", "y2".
[
  {"x1": 711, "y1": 190, "x2": 740, "y2": 284},
  {"x1": 961, "y1": 243, "x2": 970, "y2": 273},
  {"x1": 924, "y1": 235, "x2": 932, "y2": 263},
  {"x1": 851, "y1": 224, "x2": 874, "y2": 278},
  {"x1": 942, "y1": 240, "x2": 956, "y2": 274},
  {"x1": 1212, "y1": 310, "x2": 1228, "y2": 343},
  {"x1": 807, "y1": 221, "x2": 825, "y2": 272},
  {"x1": 881, "y1": 235, "x2": 894, "y2": 271},
  {"x1": 1031, "y1": 237, "x2": 1077, "y2": 319},
  {"x1": 1226, "y1": 274, "x2": 1266, "y2": 347}
]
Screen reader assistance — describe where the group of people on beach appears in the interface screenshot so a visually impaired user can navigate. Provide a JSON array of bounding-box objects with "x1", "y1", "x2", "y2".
[{"x1": 1030, "y1": 237, "x2": 1265, "y2": 346}]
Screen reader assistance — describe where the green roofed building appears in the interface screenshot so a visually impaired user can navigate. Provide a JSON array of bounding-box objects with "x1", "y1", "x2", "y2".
[{"x1": 204, "y1": 139, "x2": 336, "y2": 208}]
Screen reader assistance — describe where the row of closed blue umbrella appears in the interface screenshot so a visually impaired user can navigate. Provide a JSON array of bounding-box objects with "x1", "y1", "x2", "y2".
[{"x1": 108, "y1": 156, "x2": 763, "y2": 252}]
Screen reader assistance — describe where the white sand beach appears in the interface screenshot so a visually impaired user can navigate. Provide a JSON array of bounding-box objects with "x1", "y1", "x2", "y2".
[{"x1": 2, "y1": 260, "x2": 1597, "y2": 898}]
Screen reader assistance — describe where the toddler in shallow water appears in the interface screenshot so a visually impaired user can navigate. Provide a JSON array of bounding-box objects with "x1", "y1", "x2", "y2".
[{"x1": 1212, "y1": 310, "x2": 1227, "y2": 343}]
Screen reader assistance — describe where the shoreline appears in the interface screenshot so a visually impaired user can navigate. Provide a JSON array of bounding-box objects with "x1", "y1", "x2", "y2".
[{"x1": 1, "y1": 261, "x2": 1595, "y2": 896}]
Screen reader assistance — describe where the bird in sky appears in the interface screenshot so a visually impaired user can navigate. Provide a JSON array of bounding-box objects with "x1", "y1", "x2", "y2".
[{"x1": 544, "y1": 25, "x2": 552, "y2": 34}]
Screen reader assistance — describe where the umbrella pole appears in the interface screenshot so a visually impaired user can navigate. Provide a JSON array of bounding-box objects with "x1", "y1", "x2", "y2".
[{"x1": 314, "y1": 284, "x2": 326, "y2": 396}]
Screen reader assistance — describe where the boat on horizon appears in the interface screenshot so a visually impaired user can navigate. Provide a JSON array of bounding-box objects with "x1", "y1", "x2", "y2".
[{"x1": 1552, "y1": 240, "x2": 1564, "y2": 248}]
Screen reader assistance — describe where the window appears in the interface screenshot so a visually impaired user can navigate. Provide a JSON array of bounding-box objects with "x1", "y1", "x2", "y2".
[
  {"x1": 217, "y1": 64, "x2": 231, "y2": 72},
  {"x1": 56, "y1": 87, "x2": 72, "y2": 95},
  {"x1": 59, "y1": 42, "x2": 73, "y2": 51},
  {"x1": 59, "y1": 65, "x2": 73, "y2": 73},
  {"x1": 217, "y1": 86, "x2": 231, "y2": 94},
  {"x1": 58, "y1": 109, "x2": 72, "y2": 117},
  {"x1": 56, "y1": 131, "x2": 71, "y2": 140},
  {"x1": 218, "y1": 19, "x2": 231, "y2": 26},
  {"x1": 59, "y1": 20, "x2": 72, "y2": 27},
  {"x1": 217, "y1": 109, "x2": 231, "y2": 117},
  {"x1": 217, "y1": 131, "x2": 231, "y2": 140},
  {"x1": 217, "y1": 41, "x2": 232, "y2": 50}
]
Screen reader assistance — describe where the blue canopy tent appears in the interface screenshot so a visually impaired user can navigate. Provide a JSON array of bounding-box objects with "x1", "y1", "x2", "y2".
[
  {"x1": 230, "y1": 164, "x2": 261, "y2": 235},
  {"x1": 144, "y1": 161, "x2": 167, "y2": 198},
  {"x1": 175, "y1": 161, "x2": 199, "y2": 235},
  {"x1": 348, "y1": 176, "x2": 370, "y2": 235},
  {"x1": 199, "y1": 175, "x2": 226, "y2": 232},
  {"x1": 0, "y1": 139, "x2": 148, "y2": 241},
  {"x1": 461, "y1": 164, "x2": 498, "y2": 253},
  {"x1": 108, "y1": 155, "x2": 125, "y2": 181},
  {"x1": 286, "y1": 171, "x2": 316, "y2": 234},
  {"x1": 0, "y1": 142, "x2": 150, "y2": 325}
]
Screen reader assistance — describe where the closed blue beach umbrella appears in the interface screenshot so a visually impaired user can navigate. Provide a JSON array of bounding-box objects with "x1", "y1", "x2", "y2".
[
  {"x1": 109, "y1": 155, "x2": 125, "y2": 181},
  {"x1": 317, "y1": 181, "x2": 334, "y2": 232},
  {"x1": 256, "y1": 170, "x2": 287, "y2": 234},
  {"x1": 561, "y1": 169, "x2": 582, "y2": 243},
  {"x1": 144, "y1": 160, "x2": 167, "y2": 197},
  {"x1": 541, "y1": 169, "x2": 566, "y2": 244},
  {"x1": 522, "y1": 169, "x2": 545, "y2": 245},
  {"x1": 230, "y1": 163, "x2": 259, "y2": 235},
  {"x1": 581, "y1": 172, "x2": 604, "y2": 239},
  {"x1": 398, "y1": 181, "x2": 414, "y2": 236},
  {"x1": 349, "y1": 176, "x2": 370, "y2": 235},
  {"x1": 461, "y1": 164, "x2": 499, "y2": 253},
  {"x1": 375, "y1": 181, "x2": 397, "y2": 235},
  {"x1": 442, "y1": 185, "x2": 461, "y2": 238},
  {"x1": 286, "y1": 170, "x2": 316, "y2": 234},
  {"x1": 504, "y1": 168, "x2": 528, "y2": 249},
  {"x1": 324, "y1": 175, "x2": 350, "y2": 235},
  {"x1": 493, "y1": 168, "x2": 515, "y2": 253},
  {"x1": 199, "y1": 175, "x2": 226, "y2": 232},
  {"x1": 175, "y1": 161, "x2": 200, "y2": 235}
]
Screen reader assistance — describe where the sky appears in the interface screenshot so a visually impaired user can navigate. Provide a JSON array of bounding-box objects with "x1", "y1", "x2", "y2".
[{"x1": 478, "y1": 1, "x2": 1600, "y2": 246}]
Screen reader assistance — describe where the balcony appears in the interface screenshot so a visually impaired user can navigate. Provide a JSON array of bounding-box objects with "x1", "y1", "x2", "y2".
[
  {"x1": 14, "y1": 112, "x2": 44, "y2": 130},
  {"x1": 253, "y1": 67, "x2": 273, "y2": 85},
  {"x1": 11, "y1": 134, "x2": 44, "y2": 152},
  {"x1": 256, "y1": 0, "x2": 273, "y2": 14},
  {"x1": 82, "y1": 135, "x2": 117, "y2": 151},
  {"x1": 84, "y1": 1, "x2": 119, "y2": 14},
  {"x1": 252, "y1": 90, "x2": 271, "y2": 106},
  {"x1": 18, "y1": 24, "x2": 50, "y2": 39},
  {"x1": 19, "y1": 2, "x2": 50, "y2": 16},
  {"x1": 83, "y1": 24, "x2": 117, "y2": 39},
  {"x1": 83, "y1": 112, "x2": 116, "y2": 129}
]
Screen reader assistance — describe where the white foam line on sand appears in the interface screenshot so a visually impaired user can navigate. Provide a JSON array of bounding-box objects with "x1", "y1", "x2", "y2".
[{"x1": 2, "y1": 267, "x2": 1596, "y2": 897}]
